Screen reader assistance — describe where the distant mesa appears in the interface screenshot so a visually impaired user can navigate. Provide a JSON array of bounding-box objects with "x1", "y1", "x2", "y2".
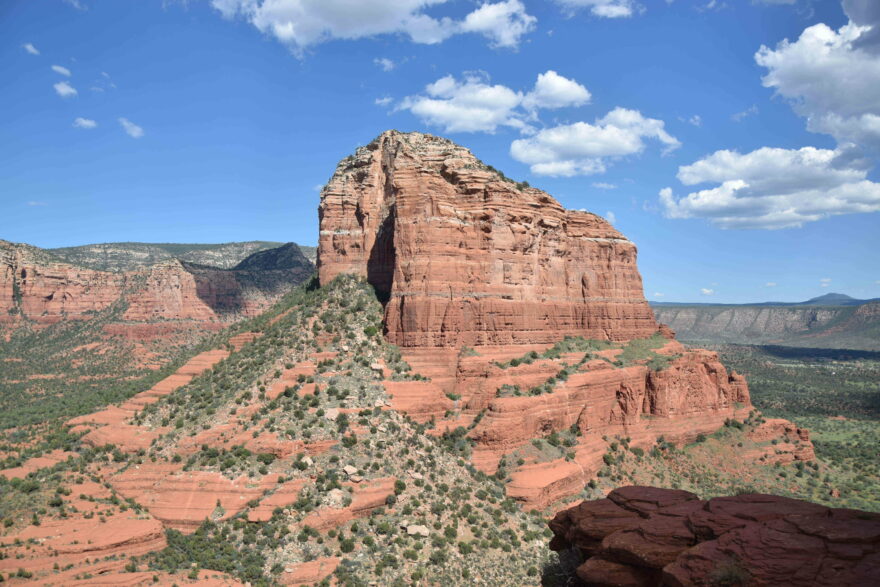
[{"x1": 653, "y1": 291, "x2": 880, "y2": 351}]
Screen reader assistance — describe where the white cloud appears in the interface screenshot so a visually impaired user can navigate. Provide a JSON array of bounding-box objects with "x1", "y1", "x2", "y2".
[
  {"x1": 26, "y1": 201, "x2": 47, "y2": 207},
  {"x1": 700, "y1": 288, "x2": 715, "y2": 296},
  {"x1": 72, "y1": 117, "x2": 97, "y2": 129},
  {"x1": 820, "y1": 277, "x2": 832, "y2": 288},
  {"x1": 51, "y1": 65, "x2": 72, "y2": 77},
  {"x1": 554, "y1": 0, "x2": 642, "y2": 19},
  {"x1": 653, "y1": 292, "x2": 664, "y2": 297},
  {"x1": 765, "y1": 282, "x2": 777, "y2": 287},
  {"x1": 755, "y1": 11, "x2": 880, "y2": 151},
  {"x1": 510, "y1": 107, "x2": 680, "y2": 176},
  {"x1": 374, "y1": 57, "x2": 395, "y2": 71},
  {"x1": 375, "y1": 96, "x2": 393, "y2": 106},
  {"x1": 53, "y1": 81, "x2": 77, "y2": 98},
  {"x1": 522, "y1": 70, "x2": 590, "y2": 111},
  {"x1": 399, "y1": 69, "x2": 591, "y2": 134},
  {"x1": 660, "y1": 146, "x2": 880, "y2": 229},
  {"x1": 399, "y1": 72, "x2": 524, "y2": 133},
  {"x1": 23, "y1": 43, "x2": 40, "y2": 55},
  {"x1": 592, "y1": 182, "x2": 617, "y2": 189},
  {"x1": 732, "y1": 105, "x2": 758, "y2": 122},
  {"x1": 605, "y1": 211, "x2": 616, "y2": 223},
  {"x1": 688, "y1": 114, "x2": 702, "y2": 127},
  {"x1": 459, "y1": 0, "x2": 537, "y2": 48},
  {"x1": 118, "y1": 117, "x2": 144, "y2": 138},
  {"x1": 212, "y1": 0, "x2": 535, "y2": 54}
]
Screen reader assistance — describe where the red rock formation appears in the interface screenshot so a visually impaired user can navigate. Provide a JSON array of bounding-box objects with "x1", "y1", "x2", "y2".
[
  {"x1": 0, "y1": 240, "x2": 313, "y2": 339},
  {"x1": 318, "y1": 130, "x2": 659, "y2": 347},
  {"x1": 549, "y1": 486, "x2": 880, "y2": 587},
  {"x1": 316, "y1": 131, "x2": 811, "y2": 510}
]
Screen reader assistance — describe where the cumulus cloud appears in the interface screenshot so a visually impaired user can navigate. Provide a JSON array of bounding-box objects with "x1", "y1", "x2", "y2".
[
  {"x1": 23, "y1": 43, "x2": 40, "y2": 55},
  {"x1": 118, "y1": 117, "x2": 144, "y2": 138},
  {"x1": 375, "y1": 96, "x2": 393, "y2": 106},
  {"x1": 521, "y1": 70, "x2": 590, "y2": 111},
  {"x1": 659, "y1": 146, "x2": 880, "y2": 229},
  {"x1": 700, "y1": 288, "x2": 715, "y2": 296},
  {"x1": 51, "y1": 65, "x2": 71, "y2": 76},
  {"x1": 73, "y1": 117, "x2": 97, "y2": 129},
  {"x1": 211, "y1": 0, "x2": 535, "y2": 54},
  {"x1": 459, "y1": 0, "x2": 537, "y2": 48},
  {"x1": 399, "y1": 72, "x2": 524, "y2": 133},
  {"x1": 554, "y1": 0, "x2": 642, "y2": 18},
  {"x1": 510, "y1": 107, "x2": 680, "y2": 176},
  {"x1": 399, "y1": 70, "x2": 589, "y2": 133},
  {"x1": 53, "y1": 81, "x2": 77, "y2": 98},
  {"x1": 374, "y1": 57, "x2": 395, "y2": 71},
  {"x1": 755, "y1": 3, "x2": 880, "y2": 151}
]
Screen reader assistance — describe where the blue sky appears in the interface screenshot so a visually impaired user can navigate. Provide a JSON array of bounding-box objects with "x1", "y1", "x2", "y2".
[{"x1": 2, "y1": 0, "x2": 878, "y2": 302}]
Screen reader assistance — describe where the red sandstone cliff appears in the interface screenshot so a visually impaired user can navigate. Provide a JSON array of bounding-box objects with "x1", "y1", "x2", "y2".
[
  {"x1": 318, "y1": 130, "x2": 659, "y2": 347},
  {"x1": 0, "y1": 240, "x2": 314, "y2": 335}
]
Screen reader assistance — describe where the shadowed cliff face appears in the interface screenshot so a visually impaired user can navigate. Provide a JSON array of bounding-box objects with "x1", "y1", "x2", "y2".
[{"x1": 318, "y1": 130, "x2": 660, "y2": 348}]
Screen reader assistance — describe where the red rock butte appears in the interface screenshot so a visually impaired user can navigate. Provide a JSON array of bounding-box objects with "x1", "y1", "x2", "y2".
[
  {"x1": 317, "y1": 131, "x2": 766, "y2": 505},
  {"x1": 318, "y1": 130, "x2": 659, "y2": 347}
]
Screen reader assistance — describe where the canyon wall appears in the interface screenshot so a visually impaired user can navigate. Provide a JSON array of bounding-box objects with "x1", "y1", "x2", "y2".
[
  {"x1": 0, "y1": 240, "x2": 314, "y2": 333},
  {"x1": 318, "y1": 130, "x2": 659, "y2": 347},
  {"x1": 653, "y1": 302, "x2": 880, "y2": 351}
]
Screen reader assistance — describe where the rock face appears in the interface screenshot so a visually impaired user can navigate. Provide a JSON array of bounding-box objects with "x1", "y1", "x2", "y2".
[
  {"x1": 318, "y1": 130, "x2": 658, "y2": 347},
  {"x1": 549, "y1": 485, "x2": 880, "y2": 587},
  {"x1": 316, "y1": 131, "x2": 804, "y2": 509},
  {"x1": 0, "y1": 240, "x2": 314, "y2": 334}
]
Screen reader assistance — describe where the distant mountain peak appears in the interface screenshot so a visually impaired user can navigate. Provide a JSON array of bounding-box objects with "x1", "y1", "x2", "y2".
[{"x1": 803, "y1": 292, "x2": 856, "y2": 304}]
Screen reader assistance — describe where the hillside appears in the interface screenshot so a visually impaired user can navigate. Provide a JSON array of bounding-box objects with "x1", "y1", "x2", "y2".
[
  {"x1": 0, "y1": 131, "x2": 860, "y2": 586},
  {"x1": 48, "y1": 241, "x2": 318, "y2": 271},
  {"x1": 653, "y1": 300, "x2": 880, "y2": 350}
]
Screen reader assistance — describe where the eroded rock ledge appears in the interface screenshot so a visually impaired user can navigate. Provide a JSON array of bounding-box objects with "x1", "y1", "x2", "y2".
[{"x1": 548, "y1": 485, "x2": 880, "y2": 586}]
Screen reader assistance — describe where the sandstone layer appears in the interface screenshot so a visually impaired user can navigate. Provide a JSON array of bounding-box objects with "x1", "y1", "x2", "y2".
[
  {"x1": 318, "y1": 130, "x2": 658, "y2": 347},
  {"x1": 549, "y1": 485, "x2": 880, "y2": 586}
]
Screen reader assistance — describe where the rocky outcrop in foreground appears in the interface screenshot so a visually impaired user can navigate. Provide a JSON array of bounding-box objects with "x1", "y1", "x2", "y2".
[{"x1": 549, "y1": 486, "x2": 880, "y2": 586}]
